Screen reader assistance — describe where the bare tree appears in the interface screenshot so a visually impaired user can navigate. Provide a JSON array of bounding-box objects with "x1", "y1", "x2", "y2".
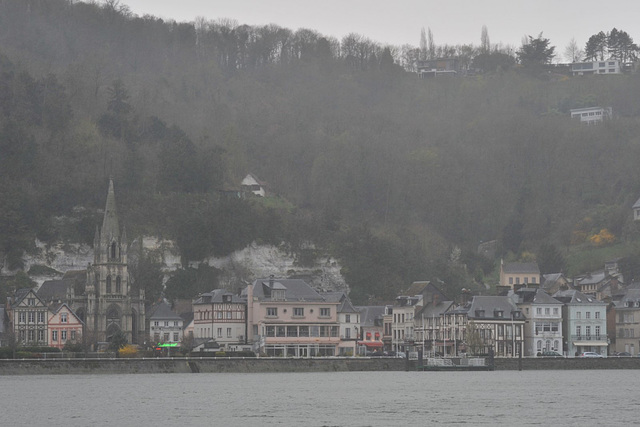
[
  {"x1": 564, "y1": 38, "x2": 583, "y2": 63},
  {"x1": 480, "y1": 25, "x2": 490, "y2": 54},
  {"x1": 419, "y1": 28, "x2": 427, "y2": 60},
  {"x1": 427, "y1": 27, "x2": 435, "y2": 59}
]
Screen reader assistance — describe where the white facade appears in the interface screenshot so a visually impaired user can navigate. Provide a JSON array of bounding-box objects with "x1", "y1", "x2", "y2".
[
  {"x1": 241, "y1": 174, "x2": 266, "y2": 197},
  {"x1": 570, "y1": 106, "x2": 612, "y2": 124},
  {"x1": 571, "y1": 60, "x2": 621, "y2": 76}
]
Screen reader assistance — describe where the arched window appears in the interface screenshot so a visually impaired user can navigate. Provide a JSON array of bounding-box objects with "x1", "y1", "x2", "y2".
[
  {"x1": 106, "y1": 275, "x2": 112, "y2": 294},
  {"x1": 116, "y1": 276, "x2": 122, "y2": 294},
  {"x1": 536, "y1": 341, "x2": 542, "y2": 351},
  {"x1": 110, "y1": 242, "x2": 117, "y2": 260}
]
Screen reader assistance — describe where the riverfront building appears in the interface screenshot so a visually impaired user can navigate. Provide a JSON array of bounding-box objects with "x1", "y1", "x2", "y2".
[{"x1": 245, "y1": 277, "x2": 341, "y2": 357}]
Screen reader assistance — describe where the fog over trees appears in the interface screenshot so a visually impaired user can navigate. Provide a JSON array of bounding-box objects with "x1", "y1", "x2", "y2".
[{"x1": 1, "y1": 0, "x2": 640, "y2": 302}]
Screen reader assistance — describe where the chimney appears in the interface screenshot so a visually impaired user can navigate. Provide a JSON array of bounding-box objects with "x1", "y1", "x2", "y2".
[{"x1": 269, "y1": 275, "x2": 275, "y2": 287}]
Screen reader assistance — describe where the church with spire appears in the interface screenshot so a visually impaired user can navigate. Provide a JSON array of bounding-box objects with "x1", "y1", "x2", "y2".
[{"x1": 70, "y1": 179, "x2": 146, "y2": 345}]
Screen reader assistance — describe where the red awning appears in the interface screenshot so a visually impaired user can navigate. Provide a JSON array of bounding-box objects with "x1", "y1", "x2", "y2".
[{"x1": 358, "y1": 341, "x2": 383, "y2": 348}]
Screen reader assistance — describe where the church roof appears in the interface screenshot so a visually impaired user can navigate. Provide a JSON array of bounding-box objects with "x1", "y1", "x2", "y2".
[
  {"x1": 101, "y1": 179, "x2": 120, "y2": 242},
  {"x1": 37, "y1": 280, "x2": 69, "y2": 302}
]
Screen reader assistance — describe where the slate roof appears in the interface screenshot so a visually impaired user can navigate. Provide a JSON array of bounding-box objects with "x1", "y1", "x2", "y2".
[
  {"x1": 323, "y1": 292, "x2": 359, "y2": 313},
  {"x1": 38, "y1": 279, "x2": 70, "y2": 301},
  {"x1": 10, "y1": 288, "x2": 36, "y2": 307},
  {"x1": 576, "y1": 270, "x2": 607, "y2": 285},
  {"x1": 148, "y1": 301, "x2": 183, "y2": 321},
  {"x1": 514, "y1": 288, "x2": 561, "y2": 305},
  {"x1": 616, "y1": 288, "x2": 640, "y2": 307},
  {"x1": 502, "y1": 262, "x2": 540, "y2": 274},
  {"x1": 467, "y1": 296, "x2": 520, "y2": 320},
  {"x1": 416, "y1": 300, "x2": 454, "y2": 318},
  {"x1": 193, "y1": 289, "x2": 245, "y2": 305},
  {"x1": 356, "y1": 306, "x2": 385, "y2": 327},
  {"x1": 251, "y1": 278, "x2": 325, "y2": 302},
  {"x1": 552, "y1": 289, "x2": 603, "y2": 305}
]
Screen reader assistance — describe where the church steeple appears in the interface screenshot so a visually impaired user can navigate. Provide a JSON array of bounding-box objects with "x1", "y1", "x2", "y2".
[{"x1": 101, "y1": 178, "x2": 119, "y2": 245}]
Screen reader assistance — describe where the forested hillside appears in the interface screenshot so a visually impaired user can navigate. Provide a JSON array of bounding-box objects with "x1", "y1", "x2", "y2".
[{"x1": 2, "y1": 0, "x2": 640, "y2": 303}]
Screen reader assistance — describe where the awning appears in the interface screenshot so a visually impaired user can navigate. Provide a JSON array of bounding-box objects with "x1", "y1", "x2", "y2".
[
  {"x1": 574, "y1": 341, "x2": 608, "y2": 346},
  {"x1": 358, "y1": 341, "x2": 383, "y2": 348}
]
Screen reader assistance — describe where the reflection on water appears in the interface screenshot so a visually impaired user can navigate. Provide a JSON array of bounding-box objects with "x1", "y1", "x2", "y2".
[{"x1": 0, "y1": 370, "x2": 635, "y2": 426}]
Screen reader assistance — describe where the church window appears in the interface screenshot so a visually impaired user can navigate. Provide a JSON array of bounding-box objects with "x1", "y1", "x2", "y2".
[
  {"x1": 116, "y1": 276, "x2": 122, "y2": 294},
  {"x1": 110, "y1": 242, "x2": 117, "y2": 259},
  {"x1": 106, "y1": 276, "x2": 112, "y2": 294}
]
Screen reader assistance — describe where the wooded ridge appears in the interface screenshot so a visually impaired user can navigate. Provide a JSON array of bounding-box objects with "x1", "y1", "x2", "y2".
[{"x1": 2, "y1": 0, "x2": 640, "y2": 303}]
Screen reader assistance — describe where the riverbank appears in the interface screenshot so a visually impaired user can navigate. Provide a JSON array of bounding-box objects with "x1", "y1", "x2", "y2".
[{"x1": 1, "y1": 356, "x2": 639, "y2": 375}]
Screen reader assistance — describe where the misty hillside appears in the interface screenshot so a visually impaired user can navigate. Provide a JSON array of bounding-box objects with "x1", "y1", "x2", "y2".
[{"x1": 2, "y1": 0, "x2": 640, "y2": 303}]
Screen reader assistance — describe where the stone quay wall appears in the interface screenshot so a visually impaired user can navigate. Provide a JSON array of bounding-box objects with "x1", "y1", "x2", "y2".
[{"x1": 1, "y1": 356, "x2": 639, "y2": 375}]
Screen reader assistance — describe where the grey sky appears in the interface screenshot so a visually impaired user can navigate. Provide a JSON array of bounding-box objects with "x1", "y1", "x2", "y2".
[{"x1": 121, "y1": 0, "x2": 640, "y2": 60}]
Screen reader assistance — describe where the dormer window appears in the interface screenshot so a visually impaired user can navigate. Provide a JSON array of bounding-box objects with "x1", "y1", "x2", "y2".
[
  {"x1": 475, "y1": 310, "x2": 485, "y2": 317},
  {"x1": 271, "y1": 289, "x2": 285, "y2": 301},
  {"x1": 494, "y1": 310, "x2": 504, "y2": 318}
]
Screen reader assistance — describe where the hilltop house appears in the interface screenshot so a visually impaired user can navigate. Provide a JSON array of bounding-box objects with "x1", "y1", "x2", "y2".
[
  {"x1": 633, "y1": 197, "x2": 640, "y2": 221},
  {"x1": 417, "y1": 58, "x2": 461, "y2": 77},
  {"x1": 571, "y1": 60, "x2": 621, "y2": 76},
  {"x1": 241, "y1": 173, "x2": 266, "y2": 197},
  {"x1": 499, "y1": 260, "x2": 540, "y2": 290},
  {"x1": 570, "y1": 106, "x2": 612, "y2": 124}
]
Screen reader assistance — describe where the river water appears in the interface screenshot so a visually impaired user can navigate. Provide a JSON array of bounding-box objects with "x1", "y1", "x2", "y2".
[{"x1": 1, "y1": 370, "x2": 634, "y2": 426}]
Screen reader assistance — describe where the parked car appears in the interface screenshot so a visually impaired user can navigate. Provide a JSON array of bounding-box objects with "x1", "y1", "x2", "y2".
[
  {"x1": 613, "y1": 352, "x2": 632, "y2": 357},
  {"x1": 579, "y1": 352, "x2": 605, "y2": 358},
  {"x1": 539, "y1": 351, "x2": 563, "y2": 357}
]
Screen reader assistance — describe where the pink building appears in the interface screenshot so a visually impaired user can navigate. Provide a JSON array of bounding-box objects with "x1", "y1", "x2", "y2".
[
  {"x1": 246, "y1": 277, "x2": 341, "y2": 357},
  {"x1": 48, "y1": 303, "x2": 84, "y2": 350}
]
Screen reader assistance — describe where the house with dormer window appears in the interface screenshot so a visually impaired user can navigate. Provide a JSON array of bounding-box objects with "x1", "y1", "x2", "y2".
[
  {"x1": 245, "y1": 277, "x2": 340, "y2": 357},
  {"x1": 192, "y1": 290, "x2": 245, "y2": 349},
  {"x1": 553, "y1": 289, "x2": 607, "y2": 357},
  {"x1": 499, "y1": 260, "x2": 540, "y2": 290},
  {"x1": 511, "y1": 287, "x2": 563, "y2": 356},
  {"x1": 48, "y1": 303, "x2": 84, "y2": 350},
  {"x1": 7, "y1": 288, "x2": 49, "y2": 346},
  {"x1": 611, "y1": 286, "x2": 640, "y2": 355}
]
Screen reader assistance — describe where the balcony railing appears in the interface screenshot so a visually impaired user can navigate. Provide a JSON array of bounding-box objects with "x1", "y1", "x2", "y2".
[{"x1": 570, "y1": 335, "x2": 605, "y2": 341}]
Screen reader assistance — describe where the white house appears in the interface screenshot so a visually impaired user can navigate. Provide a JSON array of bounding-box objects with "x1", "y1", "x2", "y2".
[
  {"x1": 570, "y1": 106, "x2": 612, "y2": 124},
  {"x1": 571, "y1": 60, "x2": 621, "y2": 76},
  {"x1": 148, "y1": 301, "x2": 184, "y2": 345},
  {"x1": 241, "y1": 174, "x2": 266, "y2": 197},
  {"x1": 512, "y1": 288, "x2": 563, "y2": 356}
]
